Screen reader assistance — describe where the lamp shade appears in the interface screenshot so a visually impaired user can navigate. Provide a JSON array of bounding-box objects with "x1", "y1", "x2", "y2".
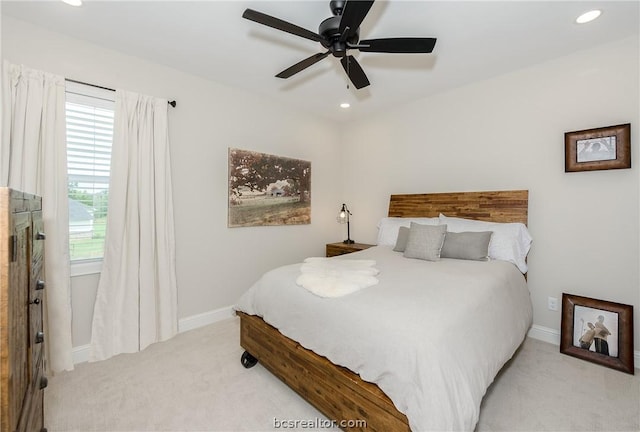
[{"x1": 338, "y1": 204, "x2": 348, "y2": 223}]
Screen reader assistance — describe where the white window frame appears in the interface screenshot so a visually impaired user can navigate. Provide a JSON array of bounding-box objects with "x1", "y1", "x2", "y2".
[{"x1": 65, "y1": 81, "x2": 115, "y2": 276}]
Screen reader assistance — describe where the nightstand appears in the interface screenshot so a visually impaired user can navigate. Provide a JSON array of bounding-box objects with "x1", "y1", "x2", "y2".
[{"x1": 326, "y1": 242, "x2": 375, "y2": 257}]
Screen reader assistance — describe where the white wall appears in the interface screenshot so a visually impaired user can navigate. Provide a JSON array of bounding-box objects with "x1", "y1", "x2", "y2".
[
  {"x1": 2, "y1": 16, "x2": 344, "y2": 347},
  {"x1": 340, "y1": 36, "x2": 640, "y2": 350},
  {"x1": 3, "y1": 15, "x2": 638, "y2": 355}
]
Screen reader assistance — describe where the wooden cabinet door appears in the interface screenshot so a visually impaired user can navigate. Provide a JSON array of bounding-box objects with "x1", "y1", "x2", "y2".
[{"x1": 1, "y1": 211, "x2": 31, "y2": 432}]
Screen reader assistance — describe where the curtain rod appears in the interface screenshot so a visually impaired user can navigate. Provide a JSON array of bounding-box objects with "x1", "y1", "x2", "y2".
[{"x1": 65, "y1": 78, "x2": 177, "y2": 108}]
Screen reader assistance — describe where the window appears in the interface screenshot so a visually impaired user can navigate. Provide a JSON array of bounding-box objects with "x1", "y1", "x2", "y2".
[{"x1": 65, "y1": 81, "x2": 115, "y2": 263}]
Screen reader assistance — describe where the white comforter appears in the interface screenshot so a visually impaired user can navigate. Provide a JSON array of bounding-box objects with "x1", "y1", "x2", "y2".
[{"x1": 234, "y1": 246, "x2": 532, "y2": 431}]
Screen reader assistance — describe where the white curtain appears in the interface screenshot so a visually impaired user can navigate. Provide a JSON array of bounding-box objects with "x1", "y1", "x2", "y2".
[
  {"x1": 1, "y1": 61, "x2": 74, "y2": 372},
  {"x1": 89, "y1": 89, "x2": 177, "y2": 362}
]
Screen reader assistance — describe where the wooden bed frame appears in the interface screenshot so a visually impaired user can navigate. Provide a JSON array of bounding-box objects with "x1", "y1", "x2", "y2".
[{"x1": 238, "y1": 190, "x2": 529, "y2": 431}]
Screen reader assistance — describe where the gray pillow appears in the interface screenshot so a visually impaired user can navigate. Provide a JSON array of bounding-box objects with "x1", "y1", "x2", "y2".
[
  {"x1": 393, "y1": 226, "x2": 410, "y2": 252},
  {"x1": 403, "y1": 223, "x2": 447, "y2": 261},
  {"x1": 441, "y1": 231, "x2": 492, "y2": 261}
]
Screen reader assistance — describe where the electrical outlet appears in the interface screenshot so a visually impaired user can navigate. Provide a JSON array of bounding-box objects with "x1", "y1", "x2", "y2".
[{"x1": 548, "y1": 296, "x2": 558, "y2": 311}]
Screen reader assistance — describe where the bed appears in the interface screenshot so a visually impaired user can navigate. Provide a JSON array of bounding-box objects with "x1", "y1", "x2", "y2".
[{"x1": 235, "y1": 190, "x2": 532, "y2": 431}]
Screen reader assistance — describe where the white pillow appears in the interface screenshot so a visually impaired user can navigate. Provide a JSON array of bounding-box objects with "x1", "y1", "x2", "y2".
[
  {"x1": 376, "y1": 217, "x2": 440, "y2": 247},
  {"x1": 439, "y1": 214, "x2": 532, "y2": 273}
]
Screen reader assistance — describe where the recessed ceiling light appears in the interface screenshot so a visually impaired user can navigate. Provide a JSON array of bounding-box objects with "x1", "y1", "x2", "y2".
[
  {"x1": 340, "y1": 103, "x2": 350, "y2": 109},
  {"x1": 61, "y1": 0, "x2": 83, "y2": 6},
  {"x1": 576, "y1": 10, "x2": 601, "y2": 24}
]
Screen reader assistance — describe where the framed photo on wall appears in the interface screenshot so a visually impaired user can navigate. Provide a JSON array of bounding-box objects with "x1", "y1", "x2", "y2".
[
  {"x1": 560, "y1": 293, "x2": 634, "y2": 374},
  {"x1": 564, "y1": 123, "x2": 631, "y2": 172}
]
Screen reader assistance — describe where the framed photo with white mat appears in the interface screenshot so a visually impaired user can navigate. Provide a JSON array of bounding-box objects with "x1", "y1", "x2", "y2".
[{"x1": 560, "y1": 293, "x2": 634, "y2": 374}]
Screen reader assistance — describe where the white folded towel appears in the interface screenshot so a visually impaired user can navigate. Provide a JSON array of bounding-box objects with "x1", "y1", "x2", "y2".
[{"x1": 296, "y1": 257, "x2": 379, "y2": 298}]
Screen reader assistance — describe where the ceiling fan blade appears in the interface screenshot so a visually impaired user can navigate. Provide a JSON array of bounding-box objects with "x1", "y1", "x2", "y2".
[
  {"x1": 339, "y1": 0, "x2": 375, "y2": 38},
  {"x1": 359, "y1": 38, "x2": 437, "y2": 53},
  {"x1": 242, "y1": 9, "x2": 324, "y2": 43},
  {"x1": 340, "y1": 56, "x2": 370, "y2": 89},
  {"x1": 276, "y1": 52, "x2": 331, "y2": 79}
]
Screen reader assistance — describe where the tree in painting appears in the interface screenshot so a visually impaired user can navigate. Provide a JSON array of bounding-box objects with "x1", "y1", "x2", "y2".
[{"x1": 228, "y1": 148, "x2": 311, "y2": 227}]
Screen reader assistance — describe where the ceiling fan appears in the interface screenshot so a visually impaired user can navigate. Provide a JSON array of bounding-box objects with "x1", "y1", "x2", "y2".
[{"x1": 242, "y1": 0, "x2": 437, "y2": 89}]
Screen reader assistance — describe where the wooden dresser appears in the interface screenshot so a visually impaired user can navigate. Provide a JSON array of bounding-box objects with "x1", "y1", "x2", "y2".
[{"x1": 0, "y1": 188, "x2": 47, "y2": 432}]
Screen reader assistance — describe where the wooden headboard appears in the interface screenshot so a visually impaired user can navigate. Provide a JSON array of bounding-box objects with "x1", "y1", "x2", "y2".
[{"x1": 388, "y1": 190, "x2": 528, "y2": 225}]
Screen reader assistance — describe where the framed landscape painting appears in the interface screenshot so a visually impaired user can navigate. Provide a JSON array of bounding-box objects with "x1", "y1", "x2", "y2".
[
  {"x1": 228, "y1": 148, "x2": 311, "y2": 227},
  {"x1": 560, "y1": 293, "x2": 634, "y2": 374}
]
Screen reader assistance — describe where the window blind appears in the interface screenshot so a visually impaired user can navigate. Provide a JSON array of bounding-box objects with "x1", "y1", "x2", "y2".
[{"x1": 65, "y1": 81, "x2": 115, "y2": 261}]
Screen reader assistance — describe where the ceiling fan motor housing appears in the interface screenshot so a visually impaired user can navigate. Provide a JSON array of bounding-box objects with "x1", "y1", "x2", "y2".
[
  {"x1": 319, "y1": 15, "x2": 359, "y2": 57},
  {"x1": 329, "y1": 0, "x2": 346, "y2": 16}
]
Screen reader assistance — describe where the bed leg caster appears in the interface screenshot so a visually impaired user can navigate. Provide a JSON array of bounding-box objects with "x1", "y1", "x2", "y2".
[{"x1": 241, "y1": 350, "x2": 258, "y2": 369}]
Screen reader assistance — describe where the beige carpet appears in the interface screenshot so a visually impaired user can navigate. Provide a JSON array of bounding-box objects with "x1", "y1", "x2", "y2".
[{"x1": 45, "y1": 318, "x2": 639, "y2": 432}]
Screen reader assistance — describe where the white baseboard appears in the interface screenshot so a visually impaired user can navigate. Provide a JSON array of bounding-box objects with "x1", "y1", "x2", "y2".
[
  {"x1": 72, "y1": 305, "x2": 235, "y2": 365},
  {"x1": 177, "y1": 305, "x2": 235, "y2": 333},
  {"x1": 72, "y1": 343, "x2": 91, "y2": 365},
  {"x1": 527, "y1": 324, "x2": 640, "y2": 370},
  {"x1": 527, "y1": 324, "x2": 561, "y2": 345}
]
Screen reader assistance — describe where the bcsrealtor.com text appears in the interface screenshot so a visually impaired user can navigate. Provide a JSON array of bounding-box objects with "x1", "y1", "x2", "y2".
[{"x1": 273, "y1": 417, "x2": 367, "y2": 429}]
